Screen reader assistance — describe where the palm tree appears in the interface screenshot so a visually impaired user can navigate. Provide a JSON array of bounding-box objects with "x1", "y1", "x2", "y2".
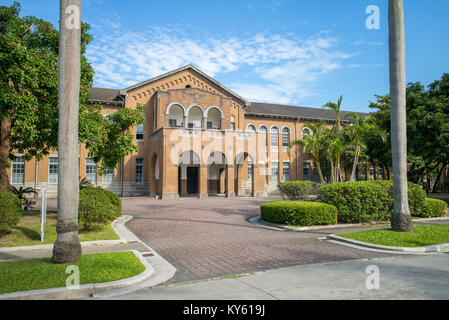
[
  {"x1": 389, "y1": 0, "x2": 413, "y2": 232},
  {"x1": 323, "y1": 95, "x2": 343, "y2": 133},
  {"x1": 323, "y1": 96, "x2": 346, "y2": 181},
  {"x1": 291, "y1": 122, "x2": 327, "y2": 184},
  {"x1": 326, "y1": 131, "x2": 345, "y2": 183},
  {"x1": 52, "y1": 0, "x2": 83, "y2": 263},
  {"x1": 345, "y1": 113, "x2": 385, "y2": 181}
]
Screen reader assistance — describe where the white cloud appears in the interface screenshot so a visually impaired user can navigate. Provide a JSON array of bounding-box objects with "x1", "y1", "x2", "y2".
[{"x1": 86, "y1": 23, "x2": 357, "y2": 104}]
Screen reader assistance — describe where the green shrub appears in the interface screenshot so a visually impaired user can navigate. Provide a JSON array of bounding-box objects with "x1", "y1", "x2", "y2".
[
  {"x1": 421, "y1": 198, "x2": 448, "y2": 218},
  {"x1": 78, "y1": 188, "x2": 116, "y2": 231},
  {"x1": 0, "y1": 193, "x2": 22, "y2": 235},
  {"x1": 278, "y1": 181, "x2": 317, "y2": 201},
  {"x1": 372, "y1": 180, "x2": 427, "y2": 217},
  {"x1": 318, "y1": 181, "x2": 428, "y2": 223},
  {"x1": 99, "y1": 188, "x2": 122, "y2": 219},
  {"x1": 261, "y1": 201, "x2": 337, "y2": 227}
]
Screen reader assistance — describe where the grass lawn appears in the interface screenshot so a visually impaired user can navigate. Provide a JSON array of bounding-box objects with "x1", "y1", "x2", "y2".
[
  {"x1": 0, "y1": 251, "x2": 145, "y2": 295},
  {"x1": 338, "y1": 224, "x2": 449, "y2": 247},
  {"x1": 0, "y1": 210, "x2": 119, "y2": 248}
]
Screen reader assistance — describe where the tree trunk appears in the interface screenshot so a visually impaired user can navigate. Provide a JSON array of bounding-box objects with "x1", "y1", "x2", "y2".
[
  {"x1": 52, "y1": 0, "x2": 83, "y2": 263},
  {"x1": 316, "y1": 162, "x2": 326, "y2": 185},
  {"x1": 350, "y1": 147, "x2": 360, "y2": 182},
  {"x1": 389, "y1": 0, "x2": 413, "y2": 232},
  {"x1": 0, "y1": 118, "x2": 12, "y2": 193}
]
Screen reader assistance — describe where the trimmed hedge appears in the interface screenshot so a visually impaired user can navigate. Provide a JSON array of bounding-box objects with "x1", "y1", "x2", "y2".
[
  {"x1": 0, "y1": 193, "x2": 22, "y2": 235},
  {"x1": 318, "y1": 181, "x2": 429, "y2": 223},
  {"x1": 422, "y1": 198, "x2": 448, "y2": 218},
  {"x1": 261, "y1": 201, "x2": 338, "y2": 227},
  {"x1": 278, "y1": 181, "x2": 317, "y2": 201},
  {"x1": 79, "y1": 188, "x2": 117, "y2": 231}
]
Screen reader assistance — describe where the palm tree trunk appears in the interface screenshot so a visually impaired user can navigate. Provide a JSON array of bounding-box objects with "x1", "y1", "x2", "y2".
[
  {"x1": 389, "y1": 0, "x2": 413, "y2": 232},
  {"x1": 350, "y1": 147, "x2": 360, "y2": 182},
  {"x1": 52, "y1": 0, "x2": 83, "y2": 263},
  {"x1": 316, "y1": 161, "x2": 326, "y2": 184}
]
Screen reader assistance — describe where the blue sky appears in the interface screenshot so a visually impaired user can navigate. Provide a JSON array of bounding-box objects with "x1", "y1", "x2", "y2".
[{"x1": 9, "y1": 0, "x2": 449, "y2": 112}]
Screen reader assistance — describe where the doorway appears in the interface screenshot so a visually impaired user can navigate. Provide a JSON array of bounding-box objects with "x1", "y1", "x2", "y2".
[{"x1": 187, "y1": 167, "x2": 199, "y2": 195}]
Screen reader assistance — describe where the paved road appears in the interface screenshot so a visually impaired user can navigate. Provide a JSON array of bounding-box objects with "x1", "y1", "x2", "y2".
[
  {"x1": 113, "y1": 254, "x2": 449, "y2": 300},
  {"x1": 121, "y1": 197, "x2": 395, "y2": 284}
]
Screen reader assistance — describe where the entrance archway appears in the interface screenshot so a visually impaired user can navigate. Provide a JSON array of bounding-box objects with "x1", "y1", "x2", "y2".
[{"x1": 235, "y1": 152, "x2": 254, "y2": 197}]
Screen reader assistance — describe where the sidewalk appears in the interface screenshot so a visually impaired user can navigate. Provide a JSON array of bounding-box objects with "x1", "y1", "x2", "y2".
[{"x1": 108, "y1": 254, "x2": 449, "y2": 300}]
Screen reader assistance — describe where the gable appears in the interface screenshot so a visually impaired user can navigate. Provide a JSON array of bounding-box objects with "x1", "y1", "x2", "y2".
[{"x1": 122, "y1": 65, "x2": 249, "y2": 107}]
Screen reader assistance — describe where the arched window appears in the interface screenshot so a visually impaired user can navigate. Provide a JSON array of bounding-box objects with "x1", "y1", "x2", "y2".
[
  {"x1": 246, "y1": 125, "x2": 256, "y2": 133},
  {"x1": 271, "y1": 127, "x2": 279, "y2": 148},
  {"x1": 206, "y1": 108, "x2": 222, "y2": 130},
  {"x1": 282, "y1": 127, "x2": 291, "y2": 151},
  {"x1": 188, "y1": 106, "x2": 203, "y2": 129},
  {"x1": 168, "y1": 104, "x2": 185, "y2": 128},
  {"x1": 259, "y1": 126, "x2": 268, "y2": 149},
  {"x1": 230, "y1": 116, "x2": 236, "y2": 131},
  {"x1": 302, "y1": 127, "x2": 312, "y2": 136}
]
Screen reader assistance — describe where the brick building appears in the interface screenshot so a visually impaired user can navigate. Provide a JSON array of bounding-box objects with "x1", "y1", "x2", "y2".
[{"x1": 7, "y1": 65, "x2": 377, "y2": 199}]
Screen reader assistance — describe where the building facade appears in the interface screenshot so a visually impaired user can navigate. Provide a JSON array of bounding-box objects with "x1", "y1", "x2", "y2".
[{"x1": 7, "y1": 65, "x2": 380, "y2": 199}]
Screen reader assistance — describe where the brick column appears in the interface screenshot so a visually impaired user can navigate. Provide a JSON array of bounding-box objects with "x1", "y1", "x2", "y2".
[
  {"x1": 226, "y1": 165, "x2": 235, "y2": 197},
  {"x1": 219, "y1": 168, "x2": 226, "y2": 194},
  {"x1": 253, "y1": 165, "x2": 267, "y2": 198},
  {"x1": 199, "y1": 165, "x2": 208, "y2": 198},
  {"x1": 161, "y1": 164, "x2": 179, "y2": 200}
]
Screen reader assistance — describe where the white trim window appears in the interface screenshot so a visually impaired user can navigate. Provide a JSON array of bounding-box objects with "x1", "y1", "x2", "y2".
[
  {"x1": 303, "y1": 161, "x2": 311, "y2": 181},
  {"x1": 103, "y1": 167, "x2": 114, "y2": 184},
  {"x1": 11, "y1": 157, "x2": 25, "y2": 185},
  {"x1": 48, "y1": 157, "x2": 59, "y2": 184},
  {"x1": 282, "y1": 162, "x2": 291, "y2": 182},
  {"x1": 282, "y1": 127, "x2": 290, "y2": 153},
  {"x1": 136, "y1": 124, "x2": 144, "y2": 141},
  {"x1": 85, "y1": 158, "x2": 98, "y2": 185},
  {"x1": 259, "y1": 126, "x2": 268, "y2": 150},
  {"x1": 271, "y1": 127, "x2": 279, "y2": 152},
  {"x1": 136, "y1": 158, "x2": 144, "y2": 183},
  {"x1": 271, "y1": 161, "x2": 279, "y2": 184}
]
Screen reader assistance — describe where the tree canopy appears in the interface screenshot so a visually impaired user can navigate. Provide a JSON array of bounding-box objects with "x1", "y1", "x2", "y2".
[
  {"x1": 369, "y1": 74, "x2": 449, "y2": 192},
  {"x1": 0, "y1": 2, "x2": 144, "y2": 191}
]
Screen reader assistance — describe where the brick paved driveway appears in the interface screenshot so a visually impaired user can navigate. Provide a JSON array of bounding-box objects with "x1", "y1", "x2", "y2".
[{"x1": 122, "y1": 197, "x2": 395, "y2": 284}]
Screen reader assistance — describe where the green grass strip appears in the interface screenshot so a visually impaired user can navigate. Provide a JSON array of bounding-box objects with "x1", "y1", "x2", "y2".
[
  {"x1": 0, "y1": 251, "x2": 145, "y2": 295},
  {"x1": 338, "y1": 224, "x2": 449, "y2": 248},
  {"x1": 0, "y1": 210, "x2": 119, "y2": 248}
]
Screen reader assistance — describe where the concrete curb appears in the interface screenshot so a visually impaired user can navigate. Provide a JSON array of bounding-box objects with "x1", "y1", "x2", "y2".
[
  {"x1": 0, "y1": 214, "x2": 177, "y2": 299},
  {"x1": 249, "y1": 215, "x2": 449, "y2": 232},
  {"x1": 0, "y1": 250, "x2": 154, "y2": 300},
  {"x1": 0, "y1": 216, "x2": 132, "y2": 254},
  {"x1": 327, "y1": 234, "x2": 449, "y2": 253}
]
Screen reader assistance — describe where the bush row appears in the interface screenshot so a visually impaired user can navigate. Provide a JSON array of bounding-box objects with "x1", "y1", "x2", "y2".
[
  {"x1": 261, "y1": 201, "x2": 337, "y2": 227},
  {"x1": 318, "y1": 180, "x2": 429, "y2": 223},
  {"x1": 269, "y1": 181, "x2": 447, "y2": 226}
]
